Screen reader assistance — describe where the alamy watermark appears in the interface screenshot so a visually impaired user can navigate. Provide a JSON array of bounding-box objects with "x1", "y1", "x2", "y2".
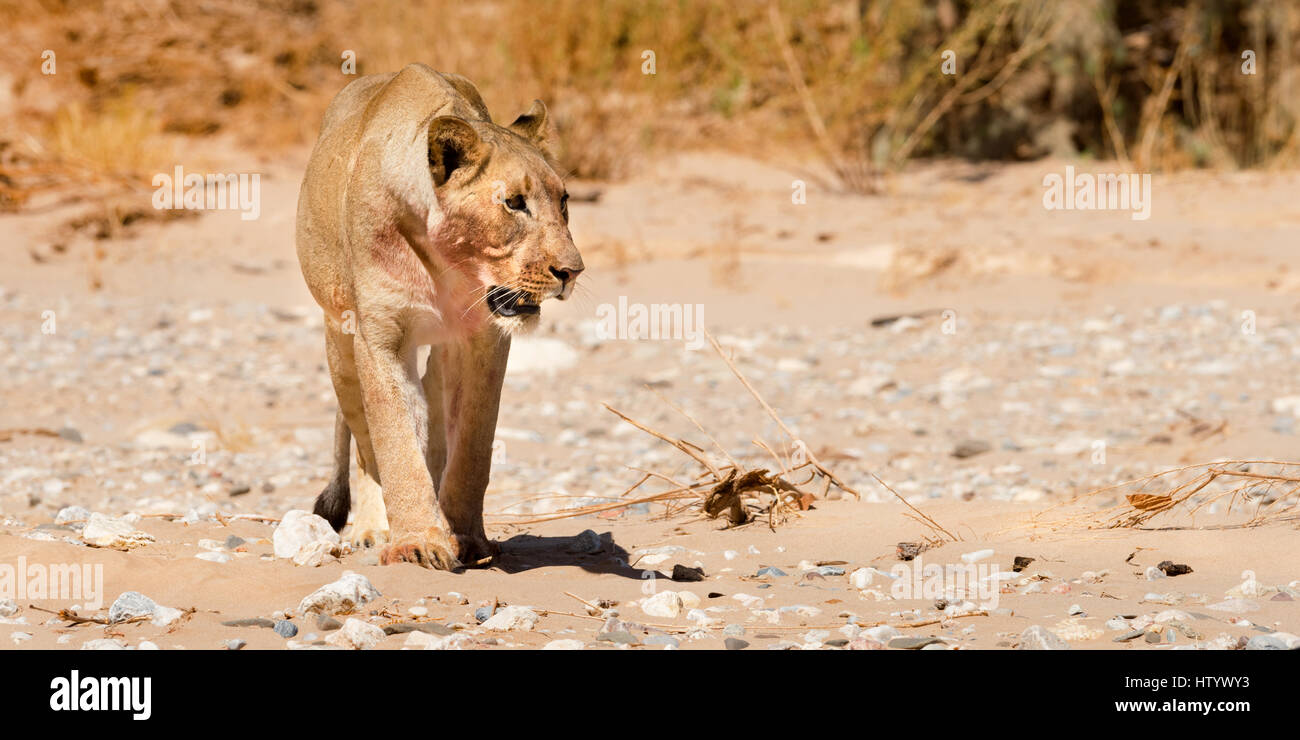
[
  {"x1": 1042, "y1": 165, "x2": 1151, "y2": 221},
  {"x1": 594, "y1": 297, "x2": 706, "y2": 350},
  {"x1": 50, "y1": 670, "x2": 151, "y2": 720},
  {"x1": 152, "y1": 165, "x2": 261, "y2": 221},
  {"x1": 0, "y1": 556, "x2": 104, "y2": 610}
]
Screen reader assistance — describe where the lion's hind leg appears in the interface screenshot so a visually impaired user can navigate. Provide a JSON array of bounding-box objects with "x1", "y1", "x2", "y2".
[{"x1": 349, "y1": 452, "x2": 390, "y2": 548}]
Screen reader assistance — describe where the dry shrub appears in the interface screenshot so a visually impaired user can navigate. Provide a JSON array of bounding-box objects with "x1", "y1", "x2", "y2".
[{"x1": 46, "y1": 97, "x2": 172, "y2": 181}]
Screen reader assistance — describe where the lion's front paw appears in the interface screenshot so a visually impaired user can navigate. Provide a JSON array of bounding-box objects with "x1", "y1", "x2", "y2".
[{"x1": 378, "y1": 528, "x2": 462, "y2": 570}]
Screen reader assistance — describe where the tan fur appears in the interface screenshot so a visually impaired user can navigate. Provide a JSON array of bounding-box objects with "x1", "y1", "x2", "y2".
[{"x1": 296, "y1": 64, "x2": 583, "y2": 569}]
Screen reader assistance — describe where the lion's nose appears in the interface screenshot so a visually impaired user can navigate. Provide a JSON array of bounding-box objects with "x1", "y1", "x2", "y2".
[{"x1": 548, "y1": 263, "x2": 584, "y2": 286}]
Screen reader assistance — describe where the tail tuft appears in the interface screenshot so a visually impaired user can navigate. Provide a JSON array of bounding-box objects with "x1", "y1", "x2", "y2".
[{"x1": 313, "y1": 480, "x2": 350, "y2": 532}]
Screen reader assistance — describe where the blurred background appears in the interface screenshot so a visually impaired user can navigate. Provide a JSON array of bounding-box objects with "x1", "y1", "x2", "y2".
[{"x1": 1, "y1": 0, "x2": 1297, "y2": 212}]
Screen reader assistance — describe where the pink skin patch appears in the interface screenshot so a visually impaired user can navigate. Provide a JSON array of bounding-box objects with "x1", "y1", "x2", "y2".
[{"x1": 368, "y1": 219, "x2": 498, "y2": 339}]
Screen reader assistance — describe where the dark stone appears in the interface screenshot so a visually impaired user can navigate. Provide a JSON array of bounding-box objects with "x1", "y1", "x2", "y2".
[
  {"x1": 1012, "y1": 556, "x2": 1035, "y2": 572},
  {"x1": 897, "y1": 542, "x2": 926, "y2": 561},
  {"x1": 671, "y1": 564, "x2": 706, "y2": 582},
  {"x1": 724, "y1": 637, "x2": 749, "y2": 650},
  {"x1": 1157, "y1": 560, "x2": 1193, "y2": 577},
  {"x1": 566, "y1": 529, "x2": 604, "y2": 554},
  {"x1": 952, "y1": 440, "x2": 991, "y2": 459},
  {"x1": 383, "y1": 622, "x2": 454, "y2": 636},
  {"x1": 273, "y1": 620, "x2": 298, "y2": 638},
  {"x1": 220, "y1": 617, "x2": 275, "y2": 629}
]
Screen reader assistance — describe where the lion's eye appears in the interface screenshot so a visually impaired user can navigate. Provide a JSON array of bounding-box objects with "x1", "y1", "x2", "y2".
[{"x1": 505, "y1": 194, "x2": 528, "y2": 212}]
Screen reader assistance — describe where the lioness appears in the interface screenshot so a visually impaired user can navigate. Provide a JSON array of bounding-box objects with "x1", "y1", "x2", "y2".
[{"x1": 295, "y1": 64, "x2": 583, "y2": 570}]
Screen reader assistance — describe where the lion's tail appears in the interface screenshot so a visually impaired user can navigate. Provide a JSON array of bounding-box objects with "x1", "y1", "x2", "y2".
[{"x1": 312, "y1": 408, "x2": 351, "y2": 531}]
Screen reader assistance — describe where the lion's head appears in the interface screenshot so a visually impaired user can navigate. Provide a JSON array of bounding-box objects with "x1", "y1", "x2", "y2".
[{"x1": 422, "y1": 101, "x2": 583, "y2": 332}]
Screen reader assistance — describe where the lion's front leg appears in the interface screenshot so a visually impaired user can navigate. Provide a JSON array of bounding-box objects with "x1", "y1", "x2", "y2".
[
  {"x1": 433, "y1": 329, "x2": 511, "y2": 566},
  {"x1": 353, "y1": 316, "x2": 460, "y2": 570}
]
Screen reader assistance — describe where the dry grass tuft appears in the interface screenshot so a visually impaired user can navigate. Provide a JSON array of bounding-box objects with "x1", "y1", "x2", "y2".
[
  {"x1": 45, "y1": 98, "x2": 172, "y2": 181},
  {"x1": 1032, "y1": 460, "x2": 1300, "y2": 531},
  {"x1": 492, "y1": 332, "x2": 957, "y2": 542}
]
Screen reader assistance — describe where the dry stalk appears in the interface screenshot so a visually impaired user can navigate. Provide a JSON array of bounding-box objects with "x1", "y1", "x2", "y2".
[{"x1": 1030, "y1": 459, "x2": 1300, "y2": 531}]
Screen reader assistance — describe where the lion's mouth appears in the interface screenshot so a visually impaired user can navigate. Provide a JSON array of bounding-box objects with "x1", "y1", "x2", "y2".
[{"x1": 485, "y1": 286, "x2": 541, "y2": 317}]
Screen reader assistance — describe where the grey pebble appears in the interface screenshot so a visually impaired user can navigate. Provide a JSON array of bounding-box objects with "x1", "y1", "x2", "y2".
[
  {"x1": 108, "y1": 592, "x2": 157, "y2": 623},
  {"x1": 889, "y1": 636, "x2": 944, "y2": 650},
  {"x1": 273, "y1": 619, "x2": 298, "y2": 638},
  {"x1": 1017, "y1": 625, "x2": 1070, "y2": 650},
  {"x1": 315, "y1": 614, "x2": 342, "y2": 631},
  {"x1": 724, "y1": 637, "x2": 750, "y2": 650},
  {"x1": 1245, "y1": 635, "x2": 1290, "y2": 650},
  {"x1": 597, "y1": 630, "x2": 639, "y2": 645}
]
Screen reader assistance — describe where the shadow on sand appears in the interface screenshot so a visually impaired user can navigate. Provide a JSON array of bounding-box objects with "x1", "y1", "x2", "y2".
[{"x1": 490, "y1": 529, "x2": 648, "y2": 579}]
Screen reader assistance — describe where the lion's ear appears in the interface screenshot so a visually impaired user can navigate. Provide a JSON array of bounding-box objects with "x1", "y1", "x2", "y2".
[
  {"x1": 508, "y1": 99, "x2": 550, "y2": 146},
  {"x1": 427, "y1": 116, "x2": 483, "y2": 187}
]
